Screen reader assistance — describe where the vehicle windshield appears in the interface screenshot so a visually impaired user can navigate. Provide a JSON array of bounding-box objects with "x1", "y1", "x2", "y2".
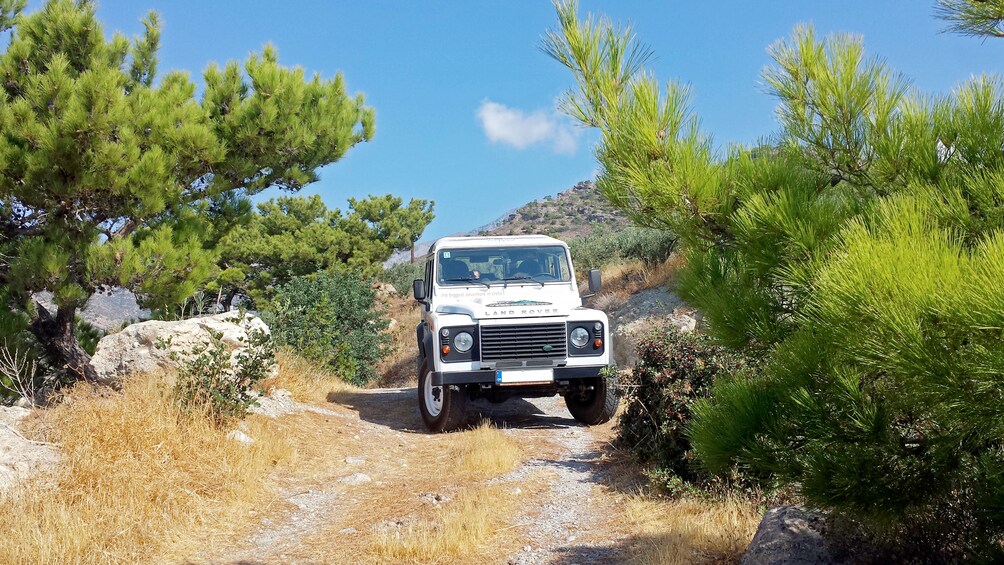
[{"x1": 437, "y1": 245, "x2": 572, "y2": 286}]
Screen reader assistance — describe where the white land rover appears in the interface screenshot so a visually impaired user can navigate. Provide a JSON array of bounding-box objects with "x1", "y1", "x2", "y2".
[{"x1": 412, "y1": 235, "x2": 618, "y2": 432}]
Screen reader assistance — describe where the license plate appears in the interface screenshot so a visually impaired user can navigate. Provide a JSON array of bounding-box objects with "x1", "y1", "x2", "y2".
[{"x1": 495, "y1": 368, "x2": 554, "y2": 385}]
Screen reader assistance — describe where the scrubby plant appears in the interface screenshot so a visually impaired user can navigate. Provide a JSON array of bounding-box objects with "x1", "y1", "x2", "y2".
[
  {"x1": 168, "y1": 319, "x2": 276, "y2": 425},
  {"x1": 379, "y1": 262, "x2": 425, "y2": 298},
  {"x1": 618, "y1": 325, "x2": 753, "y2": 483},
  {"x1": 263, "y1": 270, "x2": 389, "y2": 385},
  {"x1": 569, "y1": 226, "x2": 677, "y2": 270}
]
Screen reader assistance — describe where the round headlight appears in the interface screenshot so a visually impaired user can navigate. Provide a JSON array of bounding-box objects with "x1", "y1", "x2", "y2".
[
  {"x1": 453, "y1": 331, "x2": 474, "y2": 353},
  {"x1": 570, "y1": 327, "x2": 590, "y2": 348}
]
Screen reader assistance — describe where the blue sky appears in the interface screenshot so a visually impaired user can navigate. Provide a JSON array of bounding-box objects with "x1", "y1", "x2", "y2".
[{"x1": 86, "y1": 1, "x2": 1004, "y2": 240}]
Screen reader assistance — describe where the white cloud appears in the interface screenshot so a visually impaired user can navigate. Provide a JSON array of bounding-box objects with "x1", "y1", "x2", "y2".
[{"x1": 477, "y1": 100, "x2": 581, "y2": 154}]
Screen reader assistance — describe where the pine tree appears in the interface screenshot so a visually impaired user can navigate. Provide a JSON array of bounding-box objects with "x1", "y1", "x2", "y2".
[
  {"x1": 0, "y1": 0, "x2": 374, "y2": 382},
  {"x1": 214, "y1": 194, "x2": 434, "y2": 309},
  {"x1": 546, "y1": 1, "x2": 1004, "y2": 556}
]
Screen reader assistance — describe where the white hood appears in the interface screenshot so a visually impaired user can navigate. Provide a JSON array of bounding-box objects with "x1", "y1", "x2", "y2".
[{"x1": 433, "y1": 283, "x2": 581, "y2": 320}]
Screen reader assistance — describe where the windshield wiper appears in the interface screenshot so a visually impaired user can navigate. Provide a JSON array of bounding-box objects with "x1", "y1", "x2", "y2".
[
  {"x1": 444, "y1": 277, "x2": 491, "y2": 288},
  {"x1": 501, "y1": 275, "x2": 544, "y2": 288}
]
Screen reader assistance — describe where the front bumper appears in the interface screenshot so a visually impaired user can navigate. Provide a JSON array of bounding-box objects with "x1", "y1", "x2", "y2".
[{"x1": 432, "y1": 365, "x2": 606, "y2": 386}]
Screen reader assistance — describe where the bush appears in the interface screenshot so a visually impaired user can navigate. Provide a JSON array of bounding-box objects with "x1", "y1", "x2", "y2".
[
  {"x1": 617, "y1": 325, "x2": 753, "y2": 483},
  {"x1": 168, "y1": 317, "x2": 276, "y2": 425},
  {"x1": 263, "y1": 270, "x2": 389, "y2": 385},
  {"x1": 379, "y1": 262, "x2": 424, "y2": 298},
  {"x1": 570, "y1": 226, "x2": 677, "y2": 270}
]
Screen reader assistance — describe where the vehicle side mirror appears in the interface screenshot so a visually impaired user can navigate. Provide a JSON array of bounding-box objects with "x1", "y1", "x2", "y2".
[
  {"x1": 588, "y1": 268, "x2": 602, "y2": 293},
  {"x1": 413, "y1": 279, "x2": 426, "y2": 302}
]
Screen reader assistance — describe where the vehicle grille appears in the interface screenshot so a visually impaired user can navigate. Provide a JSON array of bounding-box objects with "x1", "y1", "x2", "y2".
[{"x1": 480, "y1": 323, "x2": 567, "y2": 362}]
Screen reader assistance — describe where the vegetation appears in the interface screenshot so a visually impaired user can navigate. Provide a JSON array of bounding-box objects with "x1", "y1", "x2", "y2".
[
  {"x1": 378, "y1": 262, "x2": 425, "y2": 298},
  {"x1": 0, "y1": 377, "x2": 293, "y2": 563},
  {"x1": 570, "y1": 226, "x2": 677, "y2": 270},
  {"x1": 263, "y1": 270, "x2": 389, "y2": 386},
  {"x1": 546, "y1": 0, "x2": 1004, "y2": 558},
  {"x1": 167, "y1": 318, "x2": 276, "y2": 424},
  {"x1": 0, "y1": 0, "x2": 373, "y2": 382},
  {"x1": 215, "y1": 194, "x2": 433, "y2": 309},
  {"x1": 617, "y1": 326, "x2": 754, "y2": 483}
]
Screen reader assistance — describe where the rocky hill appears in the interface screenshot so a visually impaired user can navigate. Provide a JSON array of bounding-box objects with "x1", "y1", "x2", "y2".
[
  {"x1": 388, "y1": 180, "x2": 630, "y2": 265},
  {"x1": 478, "y1": 180, "x2": 629, "y2": 239}
]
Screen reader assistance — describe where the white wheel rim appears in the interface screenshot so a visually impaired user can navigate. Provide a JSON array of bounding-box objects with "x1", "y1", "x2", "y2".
[{"x1": 424, "y1": 372, "x2": 443, "y2": 417}]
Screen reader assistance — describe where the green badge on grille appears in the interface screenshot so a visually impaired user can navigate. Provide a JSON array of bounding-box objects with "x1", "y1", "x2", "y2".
[{"x1": 542, "y1": 345, "x2": 553, "y2": 352}]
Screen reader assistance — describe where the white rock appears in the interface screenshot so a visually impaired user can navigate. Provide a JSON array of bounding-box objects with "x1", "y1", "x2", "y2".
[
  {"x1": 227, "y1": 430, "x2": 254, "y2": 445},
  {"x1": 0, "y1": 406, "x2": 60, "y2": 491},
  {"x1": 345, "y1": 456, "x2": 366, "y2": 465},
  {"x1": 89, "y1": 312, "x2": 276, "y2": 385},
  {"x1": 339, "y1": 473, "x2": 372, "y2": 485}
]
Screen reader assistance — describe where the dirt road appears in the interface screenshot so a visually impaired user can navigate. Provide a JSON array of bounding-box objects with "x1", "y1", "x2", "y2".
[{"x1": 194, "y1": 388, "x2": 634, "y2": 564}]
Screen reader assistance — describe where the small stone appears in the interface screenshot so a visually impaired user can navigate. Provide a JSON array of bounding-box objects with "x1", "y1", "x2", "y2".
[
  {"x1": 227, "y1": 430, "x2": 254, "y2": 445},
  {"x1": 339, "y1": 473, "x2": 372, "y2": 485},
  {"x1": 13, "y1": 397, "x2": 32, "y2": 408},
  {"x1": 523, "y1": 545, "x2": 532, "y2": 552},
  {"x1": 339, "y1": 527, "x2": 358, "y2": 535},
  {"x1": 511, "y1": 487, "x2": 522, "y2": 495},
  {"x1": 345, "y1": 456, "x2": 366, "y2": 465}
]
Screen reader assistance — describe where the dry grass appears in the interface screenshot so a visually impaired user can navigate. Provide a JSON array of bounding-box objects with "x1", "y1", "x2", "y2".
[
  {"x1": 263, "y1": 349, "x2": 357, "y2": 402},
  {"x1": 595, "y1": 255, "x2": 683, "y2": 299},
  {"x1": 376, "y1": 296, "x2": 423, "y2": 387},
  {"x1": 365, "y1": 422, "x2": 525, "y2": 563},
  {"x1": 0, "y1": 377, "x2": 293, "y2": 564},
  {"x1": 623, "y1": 495, "x2": 761, "y2": 564},
  {"x1": 369, "y1": 484, "x2": 521, "y2": 564},
  {"x1": 453, "y1": 420, "x2": 522, "y2": 478}
]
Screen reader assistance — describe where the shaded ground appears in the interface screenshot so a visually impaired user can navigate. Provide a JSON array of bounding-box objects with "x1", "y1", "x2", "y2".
[{"x1": 192, "y1": 388, "x2": 632, "y2": 564}]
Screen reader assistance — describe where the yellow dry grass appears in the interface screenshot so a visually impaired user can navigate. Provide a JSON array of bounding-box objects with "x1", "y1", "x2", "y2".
[
  {"x1": 365, "y1": 422, "x2": 524, "y2": 564},
  {"x1": 623, "y1": 494, "x2": 761, "y2": 564},
  {"x1": 454, "y1": 420, "x2": 522, "y2": 478},
  {"x1": 263, "y1": 348, "x2": 357, "y2": 402},
  {"x1": 0, "y1": 377, "x2": 293, "y2": 564},
  {"x1": 369, "y1": 484, "x2": 520, "y2": 565},
  {"x1": 376, "y1": 296, "x2": 423, "y2": 387}
]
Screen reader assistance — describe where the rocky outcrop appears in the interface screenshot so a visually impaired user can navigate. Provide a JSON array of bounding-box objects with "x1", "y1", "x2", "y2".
[
  {"x1": 89, "y1": 312, "x2": 273, "y2": 384},
  {"x1": 742, "y1": 506, "x2": 843, "y2": 565},
  {"x1": 0, "y1": 406, "x2": 59, "y2": 491}
]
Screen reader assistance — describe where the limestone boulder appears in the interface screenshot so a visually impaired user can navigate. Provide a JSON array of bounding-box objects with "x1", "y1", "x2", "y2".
[
  {"x1": 89, "y1": 312, "x2": 274, "y2": 385},
  {"x1": 742, "y1": 505, "x2": 843, "y2": 565}
]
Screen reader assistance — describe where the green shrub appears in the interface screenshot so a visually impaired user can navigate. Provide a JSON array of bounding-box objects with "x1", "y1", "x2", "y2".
[
  {"x1": 570, "y1": 226, "x2": 677, "y2": 270},
  {"x1": 263, "y1": 270, "x2": 389, "y2": 385},
  {"x1": 168, "y1": 318, "x2": 276, "y2": 425},
  {"x1": 617, "y1": 325, "x2": 754, "y2": 483},
  {"x1": 379, "y1": 262, "x2": 424, "y2": 298}
]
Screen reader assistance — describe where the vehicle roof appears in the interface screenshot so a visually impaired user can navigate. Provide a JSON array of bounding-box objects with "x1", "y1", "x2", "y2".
[{"x1": 430, "y1": 234, "x2": 567, "y2": 253}]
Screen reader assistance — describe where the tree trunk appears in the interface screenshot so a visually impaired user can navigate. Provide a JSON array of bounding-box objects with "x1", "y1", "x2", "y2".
[
  {"x1": 410, "y1": 245, "x2": 415, "y2": 264},
  {"x1": 223, "y1": 288, "x2": 239, "y2": 312},
  {"x1": 29, "y1": 302, "x2": 113, "y2": 386}
]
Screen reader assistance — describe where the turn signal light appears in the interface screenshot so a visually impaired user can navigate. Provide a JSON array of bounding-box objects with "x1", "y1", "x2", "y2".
[
  {"x1": 441, "y1": 345, "x2": 451, "y2": 355},
  {"x1": 594, "y1": 339, "x2": 603, "y2": 349}
]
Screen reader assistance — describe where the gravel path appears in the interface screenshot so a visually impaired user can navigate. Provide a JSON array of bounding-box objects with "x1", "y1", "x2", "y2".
[
  {"x1": 472, "y1": 396, "x2": 629, "y2": 564},
  {"x1": 201, "y1": 389, "x2": 629, "y2": 564}
]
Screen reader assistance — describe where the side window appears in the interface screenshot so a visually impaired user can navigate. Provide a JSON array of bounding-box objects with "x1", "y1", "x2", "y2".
[{"x1": 424, "y1": 260, "x2": 433, "y2": 290}]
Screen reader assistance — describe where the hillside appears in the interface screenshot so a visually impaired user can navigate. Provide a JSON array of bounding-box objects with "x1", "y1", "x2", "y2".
[
  {"x1": 388, "y1": 180, "x2": 631, "y2": 265},
  {"x1": 478, "y1": 180, "x2": 630, "y2": 239}
]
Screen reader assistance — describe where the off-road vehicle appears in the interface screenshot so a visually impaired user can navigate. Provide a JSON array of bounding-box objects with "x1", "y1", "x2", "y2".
[{"x1": 412, "y1": 235, "x2": 618, "y2": 432}]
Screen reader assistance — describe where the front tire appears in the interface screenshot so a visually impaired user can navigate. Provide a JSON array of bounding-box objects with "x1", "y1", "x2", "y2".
[
  {"x1": 418, "y1": 360, "x2": 468, "y2": 432},
  {"x1": 565, "y1": 375, "x2": 619, "y2": 425}
]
